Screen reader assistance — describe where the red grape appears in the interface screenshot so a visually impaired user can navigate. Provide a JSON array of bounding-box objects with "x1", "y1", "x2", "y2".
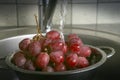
[
  {"x1": 77, "y1": 57, "x2": 89, "y2": 68},
  {"x1": 62, "y1": 44, "x2": 68, "y2": 54},
  {"x1": 69, "y1": 43, "x2": 81, "y2": 54},
  {"x1": 19, "y1": 38, "x2": 31, "y2": 51},
  {"x1": 42, "y1": 66, "x2": 54, "y2": 72},
  {"x1": 43, "y1": 38, "x2": 52, "y2": 47},
  {"x1": 39, "y1": 38, "x2": 45, "y2": 48},
  {"x1": 13, "y1": 52, "x2": 26, "y2": 67},
  {"x1": 69, "y1": 38, "x2": 83, "y2": 46},
  {"x1": 46, "y1": 30, "x2": 60, "y2": 40},
  {"x1": 28, "y1": 41, "x2": 41, "y2": 57},
  {"x1": 78, "y1": 46, "x2": 91, "y2": 57},
  {"x1": 54, "y1": 63, "x2": 66, "y2": 72},
  {"x1": 68, "y1": 34, "x2": 79, "y2": 40},
  {"x1": 50, "y1": 51, "x2": 64, "y2": 64},
  {"x1": 24, "y1": 60, "x2": 35, "y2": 71},
  {"x1": 36, "y1": 52, "x2": 50, "y2": 69},
  {"x1": 66, "y1": 53, "x2": 78, "y2": 68},
  {"x1": 50, "y1": 38, "x2": 64, "y2": 51}
]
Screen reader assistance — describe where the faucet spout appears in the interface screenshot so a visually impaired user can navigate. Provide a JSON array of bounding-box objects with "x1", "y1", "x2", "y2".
[{"x1": 40, "y1": 0, "x2": 58, "y2": 33}]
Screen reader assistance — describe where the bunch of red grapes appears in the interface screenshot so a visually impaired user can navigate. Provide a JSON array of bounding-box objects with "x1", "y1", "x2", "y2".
[{"x1": 12, "y1": 30, "x2": 91, "y2": 72}]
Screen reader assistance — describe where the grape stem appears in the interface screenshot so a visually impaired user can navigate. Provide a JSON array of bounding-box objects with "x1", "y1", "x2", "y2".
[
  {"x1": 34, "y1": 14, "x2": 41, "y2": 35},
  {"x1": 33, "y1": 14, "x2": 44, "y2": 41}
]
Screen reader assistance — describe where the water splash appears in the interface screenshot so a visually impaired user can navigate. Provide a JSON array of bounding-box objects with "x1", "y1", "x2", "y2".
[{"x1": 59, "y1": 0, "x2": 68, "y2": 41}]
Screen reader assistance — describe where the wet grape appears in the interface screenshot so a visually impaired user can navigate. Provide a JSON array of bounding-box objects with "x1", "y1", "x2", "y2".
[
  {"x1": 54, "y1": 63, "x2": 66, "y2": 72},
  {"x1": 19, "y1": 38, "x2": 31, "y2": 51},
  {"x1": 36, "y1": 52, "x2": 50, "y2": 69},
  {"x1": 68, "y1": 34, "x2": 79, "y2": 40},
  {"x1": 69, "y1": 43, "x2": 81, "y2": 54},
  {"x1": 50, "y1": 51, "x2": 64, "y2": 64},
  {"x1": 77, "y1": 57, "x2": 89, "y2": 68},
  {"x1": 66, "y1": 53, "x2": 78, "y2": 68},
  {"x1": 13, "y1": 52, "x2": 26, "y2": 67},
  {"x1": 28, "y1": 41, "x2": 41, "y2": 57},
  {"x1": 24, "y1": 60, "x2": 35, "y2": 71},
  {"x1": 62, "y1": 44, "x2": 68, "y2": 54},
  {"x1": 78, "y1": 46, "x2": 91, "y2": 57},
  {"x1": 50, "y1": 38, "x2": 64, "y2": 51},
  {"x1": 42, "y1": 66, "x2": 54, "y2": 72},
  {"x1": 69, "y1": 38, "x2": 83, "y2": 46},
  {"x1": 46, "y1": 30, "x2": 60, "y2": 40}
]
